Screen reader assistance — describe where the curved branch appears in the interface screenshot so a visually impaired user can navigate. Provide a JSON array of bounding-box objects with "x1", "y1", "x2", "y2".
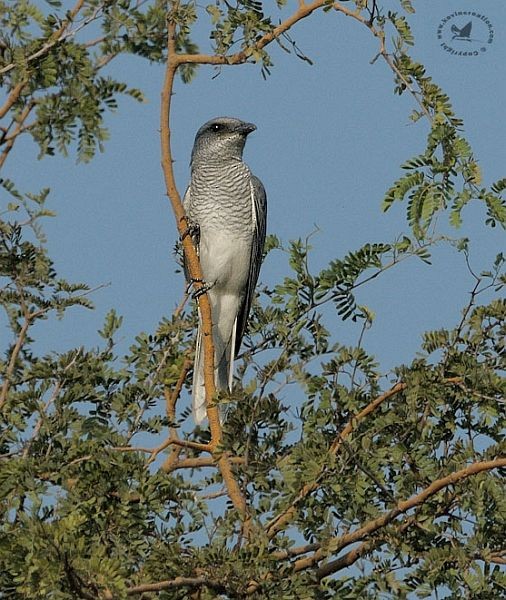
[
  {"x1": 292, "y1": 458, "x2": 506, "y2": 573},
  {"x1": 160, "y1": 17, "x2": 221, "y2": 447},
  {"x1": 175, "y1": 0, "x2": 329, "y2": 67},
  {"x1": 266, "y1": 381, "x2": 408, "y2": 537},
  {"x1": 266, "y1": 377, "x2": 463, "y2": 538},
  {"x1": 154, "y1": 356, "x2": 191, "y2": 470}
]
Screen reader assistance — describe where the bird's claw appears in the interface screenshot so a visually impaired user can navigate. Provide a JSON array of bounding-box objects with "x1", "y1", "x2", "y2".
[
  {"x1": 192, "y1": 281, "x2": 213, "y2": 300},
  {"x1": 180, "y1": 222, "x2": 200, "y2": 242},
  {"x1": 186, "y1": 278, "x2": 213, "y2": 299}
]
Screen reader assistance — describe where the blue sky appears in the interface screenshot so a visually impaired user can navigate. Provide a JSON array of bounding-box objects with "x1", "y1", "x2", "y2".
[{"x1": 6, "y1": 0, "x2": 505, "y2": 383}]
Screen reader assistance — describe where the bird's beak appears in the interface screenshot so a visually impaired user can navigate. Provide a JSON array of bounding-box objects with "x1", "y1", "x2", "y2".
[{"x1": 237, "y1": 122, "x2": 256, "y2": 135}]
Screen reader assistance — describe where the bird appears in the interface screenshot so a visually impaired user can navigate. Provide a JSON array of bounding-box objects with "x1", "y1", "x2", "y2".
[
  {"x1": 451, "y1": 22, "x2": 472, "y2": 41},
  {"x1": 183, "y1": 117, "x2": 267, "y2": 425}
]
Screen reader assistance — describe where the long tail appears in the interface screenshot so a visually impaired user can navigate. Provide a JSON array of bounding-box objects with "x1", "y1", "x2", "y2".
[{"x1": 192, "y1": 315, "x2": 237, "y2": 425}]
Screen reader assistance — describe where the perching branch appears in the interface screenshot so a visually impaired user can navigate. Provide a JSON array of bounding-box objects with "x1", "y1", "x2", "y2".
[
  {"x1": 161, "y1": 5, "x2": 249, "y2": 526},
  {"x1": 160, "y1": 15, "x2": 221, "y2": 447}
]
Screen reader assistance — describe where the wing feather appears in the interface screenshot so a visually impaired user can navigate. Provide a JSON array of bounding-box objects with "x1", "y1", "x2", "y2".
[{"x1": 234, "y1": 174, "x2": 267, "y2": 355}]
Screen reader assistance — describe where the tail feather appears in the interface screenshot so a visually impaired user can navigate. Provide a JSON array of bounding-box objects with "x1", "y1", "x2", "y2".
[
  {"x1": 192, "y1": 317, "x2": 237, "y2": 425},
  {"x1": 192, "y1": 324, "x2": 207, "y2": 425}
]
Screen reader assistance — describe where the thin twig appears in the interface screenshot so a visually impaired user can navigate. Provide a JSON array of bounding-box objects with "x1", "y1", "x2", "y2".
[
  {"x1": 158, "y1": 356, "x2": 192, "y2": 470},
  {"x1": 0, "y1": 0, "x2": 87, "y2": 119},
  {"x1": 0, "y1": 1, "x2": 101, "y2": 76}
]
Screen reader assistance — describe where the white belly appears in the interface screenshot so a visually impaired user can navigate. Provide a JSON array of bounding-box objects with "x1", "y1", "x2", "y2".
[{"x1": 199, "y1": 230, "x2": 252, "y2": 295}]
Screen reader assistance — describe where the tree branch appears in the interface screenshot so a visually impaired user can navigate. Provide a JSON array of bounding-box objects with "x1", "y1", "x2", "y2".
[
  {"x1": 174, "y1": 0, "x2": 329, "y2": 67},
  {"x1": 153, "y1": 356, "x2": 191, "y2": 470},
  {"x1": 161, "y1": 4, "x2": 249, "y2": 527},
  {"x1": 0, "y1": 81, "x2": 26, "y2": 120},
  {"x1": 127, "y1": 576, "x2": 226, "y2": 596},
  {"x1": 487, "y1": 552, "x2": 506, "y2": 565},
  {"x1": 0, "y1": 317, "x2": 31, "y2": 411},
  {"x1": 161, "y1": 13, "x2": 221, "y2": 447},
  {"x1": 266, "y1": 377, "x2": 463, "y2": 538},
  {"x1": 266, "y1": 381, "x2": 408, "y2": 537},
  {"x1": 292, "y1": 458, "x2": 506, "y2": 573},
  {"x1": 0, "y1": 100, "x2": 35, "y2": 170},
  {"x1": 164, "y1": 455, "x2": 245, "y2": 472},
  {"x1": 0, "y1": 0, "x2": 87, "y2": 120}
]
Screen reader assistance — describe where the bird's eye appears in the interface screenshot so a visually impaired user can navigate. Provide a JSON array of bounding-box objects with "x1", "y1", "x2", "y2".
[{"x1": 211, "y1": 123, "x2": 223, "y2": 132}]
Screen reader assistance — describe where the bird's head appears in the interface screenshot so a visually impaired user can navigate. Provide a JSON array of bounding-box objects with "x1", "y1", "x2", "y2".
[{"x1": 191, "y1": 117, "x2": 256, "y2": 165}]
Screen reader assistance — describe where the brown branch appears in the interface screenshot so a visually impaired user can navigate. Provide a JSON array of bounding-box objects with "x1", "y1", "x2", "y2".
[
  {"x1": 0, "y1": 101, "x2": 35, "y2": 170},
  {"x1": 160, "y1": 6, "x2": 249, "y2": 524},
  {"x1": 0, "y1": 81, "x2": 26, "y2": 120},
  {"x1": 487, "y1": 552, "x2": 506, "y2": 565},
  {"x1": 165, "y1": 438, "x2": 212, "y2": 452},
  {"x1": 315, "y1": 541, "x2": 374, "y2": 579},
  {"x1": 127, "y1": 576, "x2": 226, "y2": 596},
  {"x1": 315, "y1": 511, "x2": 425, "y2": 579},
  {"x1": 0, "y1": 318, "x2": 31, "y2": 411},
  {"x1": 270, "y1": 542, "x2": 320, "y2": 561},
  {"x1": 266, "y1": 381, "x2": 408, "y2": 538},
  {"x1": 174, "y1": 0, "x2": 329, "y2": 67},
  {"x1": 248, "y1": 462, "x2": 504, "y2": 594},
  {"x1": 267, "y1": 377, "x2": 463, "y2": 538},
  {"x1": 113, "y1": 438, "x2": 212, "y2": 454},
  {"x1": 156, "y1": 356, "x2": 191, "y2": 470},
  {"x1": 161, "y1": 15, "x2": 221, "y2": 447},
  {"x1": 292, "y1": 458, "x2": 506, "y2": 573},
  {"x1": 165, "y1": 357, "x2": 191, "y2": 423},
  {"x1": 164, "y1": 455, "x2": 245, "y2": 472}
]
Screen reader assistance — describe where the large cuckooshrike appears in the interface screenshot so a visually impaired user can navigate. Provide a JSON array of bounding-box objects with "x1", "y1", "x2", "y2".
[{"x1": 183, "y1": 117, "x2": 267, "y2": 424}]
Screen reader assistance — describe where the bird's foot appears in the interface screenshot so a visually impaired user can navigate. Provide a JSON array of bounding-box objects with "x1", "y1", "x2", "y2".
[
  {"x1": 180, "y1": 222, "x2": 200, "y2": 242},
  {"x1": 187, "y1": 278, "x2": 214, "y2": 299}
]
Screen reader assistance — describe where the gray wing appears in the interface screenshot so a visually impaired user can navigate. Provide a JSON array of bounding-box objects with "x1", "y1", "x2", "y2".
[{"x1": 234, "y1": 174, "x2": 267, "y2": 355}]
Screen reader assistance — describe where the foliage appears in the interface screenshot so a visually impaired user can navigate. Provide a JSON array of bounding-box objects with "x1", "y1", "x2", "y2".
[{"x1": 1, "y1": 2, "x2": 505, "y2": 599}]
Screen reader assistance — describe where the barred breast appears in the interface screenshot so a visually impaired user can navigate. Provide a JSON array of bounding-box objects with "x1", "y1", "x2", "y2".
[{"x1": 188, "y1": 162, "x2": 254, "y2": 239}]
